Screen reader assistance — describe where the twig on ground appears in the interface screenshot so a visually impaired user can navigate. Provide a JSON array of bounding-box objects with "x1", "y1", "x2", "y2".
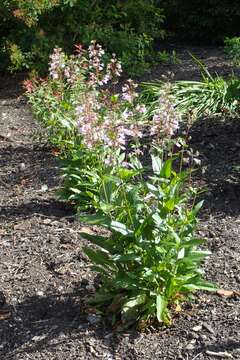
[{"x1": 206, "y1": 350, "x2": 233, "y2": 358}]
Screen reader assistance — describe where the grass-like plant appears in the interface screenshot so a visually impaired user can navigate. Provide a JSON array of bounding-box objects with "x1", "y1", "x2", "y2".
[{"x1": 141, "y1": 56, "x2": 240, "y2": 118}]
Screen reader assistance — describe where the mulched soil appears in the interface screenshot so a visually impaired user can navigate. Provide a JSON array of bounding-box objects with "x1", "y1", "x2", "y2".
[{"x1": 0, "y1": 45, "x2": 239, "y2": 360}]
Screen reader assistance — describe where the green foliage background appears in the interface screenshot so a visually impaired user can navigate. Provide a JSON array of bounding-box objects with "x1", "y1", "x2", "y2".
[
  {"x1": 0, "y1": 0, "x2": 165, "y2": 75},
  {"x1": 0, "y1": 0, "x2": 239, "y2": 74}
]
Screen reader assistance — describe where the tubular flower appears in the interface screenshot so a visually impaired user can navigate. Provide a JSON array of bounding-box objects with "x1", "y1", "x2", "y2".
[
  {"x1": 49, "y1": 48, "x2": 66, "y2": 80},
  {"x1": 122, "y1": 79, "x2": 138, "y2": 103},
  {"x1": 151, "y1": 89, "x2": 180, "y2": 141}
]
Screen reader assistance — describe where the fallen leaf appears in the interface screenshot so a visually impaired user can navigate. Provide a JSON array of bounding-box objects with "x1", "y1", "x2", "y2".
[
  {"x1": 20, "y1": 177, "x2": 29, "y2": 185},
  {"x1": 175, "y1": 304, "x2": 182, "y2": 313},
  {"x1": 80, "y1": 226, "x2": 94, "y2": 235},
  {"x1": 0, "y1": 310, "x2": 11, "y2": 320},
  {"x1": 51, "y1": 147, "x2": 60, "y2": 156},
  {"x1": 217, "y1": 289, "x2": 234, "y2": 297}
]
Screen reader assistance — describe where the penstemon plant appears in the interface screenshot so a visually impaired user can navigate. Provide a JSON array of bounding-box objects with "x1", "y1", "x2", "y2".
[
  {"x1": 24, "y1": 42, "x2": 155, "y2": 210},
  {"x1": 80, "y1": 152, "x2": 216, "y2": 329},
  {"x1": 25, "y1": 42, "x2": 216, "y2": 330},
  {"x1": 24, "y1": 42, "x2": 145, "y2": 207}
]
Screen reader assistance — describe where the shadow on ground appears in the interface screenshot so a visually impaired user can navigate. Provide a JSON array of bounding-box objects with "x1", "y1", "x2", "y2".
[
  {"x1": 0, "y1": 198, "x2": 75, "y2": 222},
  {"x1": 0, "y1": 290, "x2": 139, "y2": 360},
  {"x1": 0, "y1": 144, "x2": 58, "y2": 189},
  {"x1": 194, "y1": 340, "x2": 240, "y2": 358},
  {"x1": 190, "y1": 116, "x2": 240, "y2": 216}
]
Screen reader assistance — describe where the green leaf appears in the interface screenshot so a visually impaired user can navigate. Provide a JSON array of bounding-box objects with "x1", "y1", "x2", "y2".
[
  {"x1": 165, "y1": 198, "x2": 175, "y2": 211},
  {"x1": 123, "y1": 294, "x2": 146, "y2": 310},
  {"x1": 80, "y1": 232, "x2": 113, "y2": 252},
  {"x1": 88, "y1": 292, "x2": 114, "y2": 305},
  {"x1": 177, "y1": 248, "x2": 185, "y2": 259},
  {"x1": 69, "y1": 187, "x2": 82, "y2": 194},
  {"x1": 192, "y1": 200, "x2": 204, "y2": 216},
  {"x1": 156, "y1": 294, "x2": 166, "y2": 322},
  {"x1": 160, "y1": 159, "x2": 172, "y2": 178},
  {"x1": 184, "y1": 250, "x2": 211, "y2": 263},
  {"x1": 79, "y1": 213, "x2": 111, "y2": 226},
  {"x1": 146, "y1": 183, "x2": 158, "y2": 193},
  {"x1": 151, "y1": 155, "x2": 162, "y2": 174},
  {"x1": 117, "y1": 168, "x2": 139, "y2": 179},
  {"x1": 182, "y1": 238, "x2": 204, "y2": 248},
  {"x1": 83, "y1": 247, "x2": 115, "y2": 268},
  {"x1": 91, "y1": 265, "x2": 111, "y2": 277},
  {"x1": 115, "y1": 274, "x2": 140, "y2": 290},
  {"x1": 183, "y1": 280, "x2": 217, "y2": 292},
  {"x1": 59, "y1": 118, "x2": 72, "y2": 129},
  {"x1": 168, "y1": 226, "x2": 181, "y2": 245},
  {"x1": 100, "y1": 179, "x2": 114, "y2": 203},
  {"x1": 112, "y1": 253, "x2": 141, "y2": 262},
  {"x1": 110, "y1": 221, "x2": 133, "y2": 235},
  {"x1": 129, "y1": 156, "x2": 143, "y2": 170},
  {"x1": 152, "y1": 213, "x2": 164, "y2": 226}
]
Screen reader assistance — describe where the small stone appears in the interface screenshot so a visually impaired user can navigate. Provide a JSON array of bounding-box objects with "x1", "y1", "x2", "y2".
[
  {"x1": 41, "y1": 184, "x2": 48, "y2": 192},
  {"x1": 192, "y1": 325, "x2": 202, "y2": 332},
  {"x1": 58, "y1": 332, "x2": 65, "y2": 338},
  {"x1": 14, "y1": 223, "x2": 25, "y2": 230},
  {"x1": 19, "y1": 162, "x2": 26, "y2": 171},
  {"x1": 199, "y1": 334, "x2": 208, "y2": 341},
  {"x1": 43, "y1": 218, "x2": 51, "y2": 225},
  {"x1": 36, "y1": 290, "x2": 44, "y2": 297},
  {"x1": 186, "y1": 343, "x2": 195, "y2": 350},
  {"x1": 86, "y1": 314, "x2": 101, "y2": 325},
  {"x1": 0, "y1": 342, "x2": 7, "y2": 350},
  {"x1": 86, "y1": 284, "x2": 95, "y2": 292}
]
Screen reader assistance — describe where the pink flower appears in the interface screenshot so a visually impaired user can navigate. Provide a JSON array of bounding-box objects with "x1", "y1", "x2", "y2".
[
  {"x1": 122, "y1": 80, "x2": 138, "y2": 103},
  {"x1": 150, "y1": 89, "x2": 180, "y2": 141},
  {"x1": 136, "y1": 104, "x2": 147, "y2": 114},
  {"x1": 122, "y1": 109, "x2": 133, "y2": 119},
  {"x1": 49, "y1": 48, "x2": 66, "y2": 80}
]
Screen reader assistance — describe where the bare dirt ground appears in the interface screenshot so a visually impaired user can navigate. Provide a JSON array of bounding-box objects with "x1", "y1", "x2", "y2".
[{"x1": 0, "y1": 45, "x2": 240, "y2": 360}]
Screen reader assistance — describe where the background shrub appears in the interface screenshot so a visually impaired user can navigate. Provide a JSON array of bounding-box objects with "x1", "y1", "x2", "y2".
[
  {"x1": 2, "y1": 1, "x2": 239, "y2": 75},
  {"x1": 224, "y1": 37, "x2": 240, "y2": 66},
  {"x1": 0, "y1": 0, "x2": 165, "y2": 75},
  {"x1": 161, "y1": 0, "x2": 240, "y2": 42}
]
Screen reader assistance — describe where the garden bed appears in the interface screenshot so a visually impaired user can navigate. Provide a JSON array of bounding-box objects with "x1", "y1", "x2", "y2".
[{"x1": 0, "y1": 45, "x2": 239, "y2": 360}]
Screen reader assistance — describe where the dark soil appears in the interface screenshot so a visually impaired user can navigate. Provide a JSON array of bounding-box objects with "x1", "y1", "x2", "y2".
[{"x1": 0, "y1": 46, "x2": 240, "y2": 360}]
